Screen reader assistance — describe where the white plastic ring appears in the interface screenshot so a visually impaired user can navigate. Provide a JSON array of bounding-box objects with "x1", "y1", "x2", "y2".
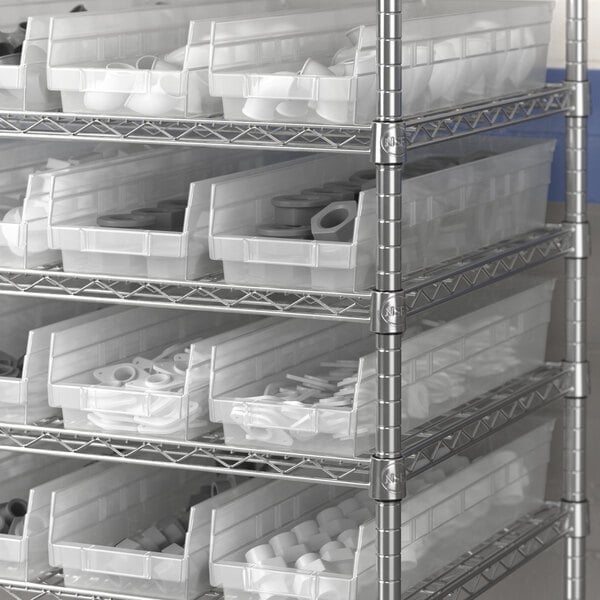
[
  {"x1": 144, "y1": 372, "x2": 173, "y2": 389},
  {"x1": 93, "y1": 363, "x2": 138, "y2": 387}
]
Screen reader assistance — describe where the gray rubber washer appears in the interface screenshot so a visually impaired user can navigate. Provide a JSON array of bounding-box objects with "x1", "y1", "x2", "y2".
[
  {"x1": 132, "y1": 207, "x2": 182, "y2": 231},
  {"x1": 272, "y1": 194, "x2": 332, "y2": 227},
  {"x1": 96, "y1": 213, "x2": 156, "y2": 229},
  {"x1": 322, "y1": 180, "x2": 362, "y2": 200},
  {"x1": 257, "y1": 223, "x2": 312, "y2": 239},
  {"x1": 301, "y1": 187, "x2": 354, "y2": 203}
]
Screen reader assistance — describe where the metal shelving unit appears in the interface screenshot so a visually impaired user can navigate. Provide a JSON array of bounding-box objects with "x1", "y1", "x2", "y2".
[{"x1": 0, "y1": 0, "x2": 589, "y2": 597}]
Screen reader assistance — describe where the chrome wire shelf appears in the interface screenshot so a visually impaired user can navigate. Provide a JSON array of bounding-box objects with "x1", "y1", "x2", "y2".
[
  {"x1": 0, "y1": 226, "x2": 572, "y2": 321},
  {"x1": 0, "y1": 365, "x2": 565, "y2": 487},
  {"x1": 0, "y1": 420, "x2": 372, "y2": 487},
  {"x1": 402, "y1": 503, "x2": 569, "y2": 600},
  {"x1": 405, "y1": 84, "x2": 572, "y2": 148},
  {"x1": 0, "y1": 503, "x2": 567, "y2": 600},
  {"x1": 0, "y1": 110, "x2": 371, "y2": 153},
  {"x1": 0, "y1": 570, "x2": 223, "y2": 600},
  {"x1": 403, "y1": 364, "x2": 571, "y2": 478},
  {"x1": 404, "y1": 225, "x2": 572, "y2": 315},
  {"x1": 0, "y1": 85, "x2": 571, "y2": 153},
  {"x1": 0, "y1": 268, "x2": 372, "y2": 321}
]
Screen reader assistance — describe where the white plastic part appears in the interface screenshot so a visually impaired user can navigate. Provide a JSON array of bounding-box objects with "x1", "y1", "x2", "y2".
[
  {"x1": 291, "y1": 520, "x2": 319, "y2": 543},
  {"x1": 162, "y1": 543, "x2": 185, "y2": 556},
  {"x1": 269, "y1": 532, "x2": 297, "y2": 556},
  {"x1": 116, "y1": 538, "x2": 144, "y2": 551},
  {"x1": 93, "y1": 363, "x2": 139, "y2": 387}
]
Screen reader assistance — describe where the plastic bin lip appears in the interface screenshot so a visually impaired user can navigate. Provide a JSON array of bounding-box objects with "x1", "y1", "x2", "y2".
[
  {"x1": 55, "y1": 380, "x2": 185, "y2": 398},
  {"x1": 79, "y1": 543, "x2": 186, "y2": 560}
]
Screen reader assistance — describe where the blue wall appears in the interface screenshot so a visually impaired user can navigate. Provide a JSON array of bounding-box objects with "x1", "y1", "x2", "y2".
[{"x1": 502, "y1": 68, "x2": 597, "y2": 203}]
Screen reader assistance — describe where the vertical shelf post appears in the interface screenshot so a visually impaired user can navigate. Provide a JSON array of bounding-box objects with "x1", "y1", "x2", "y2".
[
  {"x1": 564, "y1": 0, "x2": 590, "y2": 598},
  {"x1": 370, "y1": 1, "x2": 405, "y2": 599}
]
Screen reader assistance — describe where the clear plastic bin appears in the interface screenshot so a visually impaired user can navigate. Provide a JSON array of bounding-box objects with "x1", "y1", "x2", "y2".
[
  {"x1": 209, "y1": 419, "x2": 555, "y2": 599},
  {"x1": 47, "y1": 146, "x2": 283, "y2": 280},
  {"x1": 0, "y1": 297, "x2": 102, "y2": 424},
  {"x1": 209, "y1": 137, "x2": 554, "y2": 292},
  {"x1": 210, "y1": 278, "x2": 554, "y2": 457},
  {"x1": 46, "y1": 0, "x2": 368, "y2": 118},
  {"x1": 0, "y1": 0, "x2": 194, "y2": 111},
  {"x1": 209, "y1": 0, "x2": 554, "y2": 125},
  {"x1": 0, "y1": 453, "x2": 106, "y2": 582},
  {"x1": 48, "y1": 306, "x2": 261, "y2": 439},
  {"x1": 0, "y1": 140, "x2": 142, "y2": 269},
  {"x1": 49, "y1": 464, "x2": 255, "y2": 599}
]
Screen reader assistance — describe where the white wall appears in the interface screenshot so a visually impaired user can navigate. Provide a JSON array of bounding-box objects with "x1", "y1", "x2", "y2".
[{"x1": 548, "y1": 0, "x2": 600, "y2": 69}]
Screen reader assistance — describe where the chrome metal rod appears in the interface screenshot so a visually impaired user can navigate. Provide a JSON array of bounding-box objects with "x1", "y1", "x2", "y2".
[
  {"x1": 564, "y1": 0, "x2": 588, "y2": 597},
  {"x1": 374, "y1": 1, "x2": 403, "y2": 599}
]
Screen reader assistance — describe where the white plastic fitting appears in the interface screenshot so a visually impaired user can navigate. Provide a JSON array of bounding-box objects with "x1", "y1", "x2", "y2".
[
  {"x1": 321, "y1": 546, "x2": 354, "y2": 563},
  {"x1": 93, "y1": 363, "x2": 138, "y2": 387},
  {"x1": 125, "y1": 76, "x2": 181, "y2": 117},
  {"x1": 161, "y1": 543, "x2": 185, "y2": 555},
  {"x1": 319, "y1": 541, "x2": 344, "y2": 556},
  {"x1": 295, "y1": 552, "x2": 321, "y2": 570},
  {"x1": 291, "y1": 520, "x2": 319, "y2": 543},
  {"x1": 83, "y1": 63, "x2": 135, "y2": 112},
  {"x1": 242, "y1": 71, "x2": 295, "y2": 120},
  {"x1": 156, "y1": 516, "x2": 186, "y2": 546},
  {"x1": 337, "y1": 528, "x2": 359, "y2": 551},
  {"x1": 115, "y1": 538, "x2": 144, "y2": 550},
  {"x1": 281, "y1": 543, "x2": 309, "y2": 565},
  {"x1": 269, "y1": 531, "x2": 298, "y2": 556},
  {"x1": 245, "y1": 544, "x2": 275, "y2": 564},
  {"x1": 140, "y1": 525, "x2": 168, "y2": 551},
  {"x1": 316, "y1": 507, "x2": 343, "y2": 528},
  {"x1": 321, "y1": 518, "x2": 356, "y2": 538},
  {"x1": 305, "y1": 532, "x2": 332, "y2": 553}
]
